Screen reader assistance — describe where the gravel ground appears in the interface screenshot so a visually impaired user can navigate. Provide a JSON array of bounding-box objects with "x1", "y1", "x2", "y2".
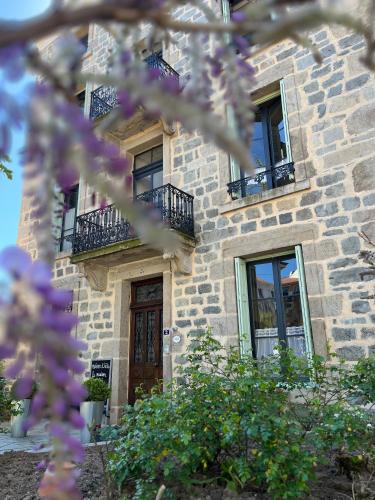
[{"x1": 0, "y1": 448, "x2": 372, "y2": 499}]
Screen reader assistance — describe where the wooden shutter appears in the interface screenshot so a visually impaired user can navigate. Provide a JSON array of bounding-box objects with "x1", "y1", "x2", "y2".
[
  {"x1": 280, "y1": 79, "x2": 292, "y2": 162},
  {"x1": 234, "y1": 257, "x2": 252, "y2": 356},
  {"x1": 221, "y1": 0, "x2": 231, "y2": 23},
  {"x1": 295, "y1": 245, "x2": 314, "y2": 358},
  {"x1": 226, "y1": 105, "x2": 241, "y2": 183},
  {"x1": 52, "y1": 190, "x2": 65, "y2": 251}
]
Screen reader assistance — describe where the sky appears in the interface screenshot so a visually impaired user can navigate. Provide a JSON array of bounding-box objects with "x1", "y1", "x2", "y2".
[{"x1": 0, "y1": 1, "x2": 51, "y2": 286}]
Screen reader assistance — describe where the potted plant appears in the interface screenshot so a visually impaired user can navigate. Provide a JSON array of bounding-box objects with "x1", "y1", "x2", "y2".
[
  {"x1": 10, "y1": 380, "x2": 37, "y2": 438},
  {"x1": 80, "y1": 377, "x2": 110, "y2": 443}
]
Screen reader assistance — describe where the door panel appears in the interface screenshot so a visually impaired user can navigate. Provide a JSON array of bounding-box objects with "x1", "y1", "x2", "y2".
[{"x1": 129, "y1": 279, "x2": 163, "y2": 404}]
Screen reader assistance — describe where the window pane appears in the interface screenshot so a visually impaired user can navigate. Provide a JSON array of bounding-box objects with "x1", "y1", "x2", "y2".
[
  {"x1": 151, "y1": 145, "x2": 163, "y2": 163},
  {"x1": 153, "y1": 170, "x2": 163, "y2": 189},
  {"x1": 269, "y1": 101, "x2": 287, "y2": 165},
  {"x1": 135, "y1": 282, "x2": 163, "y2": 303},
  {"x1": 134, "y1": 312, "x2": 144, "y2": 363},
  {"x1": 249, "y1": 262, "x2": 275, "y2": 299},
  {"x1": 250, "y1": 114, "x2": 268, "y2": 169},
  {"x1": 134, "y1": 150, "x2": 152, "y2": 170},
  {"x1": 135, "y1": 175, "x2": 152, "y2": 195},
  {"x1": 249, "y1": 262, "x2": 278, "y2": 358},
  {"x1": 280, "y1": 257, "x2": 306, "y2": 357},
  {"x1": 247, "y1": 256, "x2": 307, "y2": 359}
]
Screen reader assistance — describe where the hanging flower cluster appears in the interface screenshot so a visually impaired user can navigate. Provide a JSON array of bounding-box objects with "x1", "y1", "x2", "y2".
[
  {"x1": 0, "y1": 1, "x2": 373, "y2": 498},
  {"x1": 0, "y1": 246, "x2": 87, "y2": 498}
]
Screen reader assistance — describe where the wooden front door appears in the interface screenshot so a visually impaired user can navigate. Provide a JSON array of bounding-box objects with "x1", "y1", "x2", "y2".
[{"x1": 128, "y1": 278, "x2": 163, "y2": 404}]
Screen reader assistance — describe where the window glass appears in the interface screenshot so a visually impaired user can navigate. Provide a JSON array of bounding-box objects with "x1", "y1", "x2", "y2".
[
  {"x1": 279, "y1": 257, "x2": 306, "y2": 356},
  {"x1": 247, "y1": 254, "x2": 306, "y2": 359},
  {"x1": 269, "y1": 101, "x2": 287, "y2": 165},
  {"x1": 59, "y1": 185, "x2": 78, "y2": 252},
  {"x1": 135, "y1": 175, "x2": 152, "y2": 195},
  {"x1": 133, "y1": 145, "x2": 163, "y2": 195},
  {"x1": 135, "y1": 282, "x2": 163, "y2": 304},
  {"x1": 134, "y1": 145, "x2": 162, "y2": 170},
  {"x1": 134, "y1": 150, "x2": 152, "y2": 170},
  {"x1": 249, "y1": 262, "x2": 278, "y2": 358},
  {"x1": 76, "y1": 90, "x2": 85, "y2": 109},
  {"x1": 151, "y1": 145, "x2": 163, "y2": 163},
  {"x1": 251, "y1": 113, "x2": 268, "y2": 170},
  {"x1": 153, "y1": 170, "x2": 163, "y2": 189}
]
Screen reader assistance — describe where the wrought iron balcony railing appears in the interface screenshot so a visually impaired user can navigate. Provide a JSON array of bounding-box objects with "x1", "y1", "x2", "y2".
[
  {"x1": 72, "y1": 184, "x2": 194, "y2": 254},
  {"x1": 227, "y1": 162, "x2": 295, "y2": 199},
  {"x1": 90, "y1": 53, "x2": 179, "y2": 120}
]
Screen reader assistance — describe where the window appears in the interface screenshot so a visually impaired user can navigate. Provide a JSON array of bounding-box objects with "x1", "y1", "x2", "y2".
[
  {"x1": 133, "y1": 145, "x2": 163, "y2": 196},
  {"x1": 79, "y1": 33, "x2": 89, "y2": 53},
  {"x1": 227, "y1": 84, "x2": 294, "y2": 199},
  {"x1": 57, "y1": 185, "x2": 78, "y2": 253},
  {"x1": 247, "y1": 254, "x2": 306, "y2": 358},
  {"x1": 241, "y1": 95, "x2": 293, "y2": 196},
  {"x1": 76, "y1": 90, "x2": 85, "y2": 109},
  {"x1": 228, "y1": 0, "x2": 279, "y2": 21},
  {"x1": 234, "y1": 248, "x2": 313, "y2": 359}
]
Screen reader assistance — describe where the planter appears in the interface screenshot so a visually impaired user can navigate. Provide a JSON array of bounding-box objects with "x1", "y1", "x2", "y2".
[
  {"x1": 80, "y1": 401, "x2": 104, "y2": 443},
  {"x1": 11, "y1": 399, "x2": 31, "y2": 438}
]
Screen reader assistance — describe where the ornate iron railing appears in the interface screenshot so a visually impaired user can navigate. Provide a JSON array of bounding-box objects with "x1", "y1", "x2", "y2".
[
  {"x1": 227, "y1": 162, "x2": 295, "y2": 199},
  {"x1": 90, "y1": 53, "x2": 179, "y2": 120},
  {"x1": 72, "y1": 184, "x2": 194, "y2": 254}
]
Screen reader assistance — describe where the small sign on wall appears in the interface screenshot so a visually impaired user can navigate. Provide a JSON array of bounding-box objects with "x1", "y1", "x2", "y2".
[
  {"x1": 91, "y1": 359, "x2": 112, "y2": 419},
  {"x1": 163, "y1": 327, "x2": 173, "y2": 336},
  {"x1": 91, "y1": 359, "x2": 112, "y2": 386}
]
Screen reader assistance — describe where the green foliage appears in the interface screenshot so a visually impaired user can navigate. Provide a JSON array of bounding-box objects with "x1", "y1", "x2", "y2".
[
  {"x1": 0, "y1": 155, "x2": 12, "y2": 181},
  {"x1": 109, "y1": 332, "x2": 375, "y2": 499},
  {"x1": 83, "y1": 377, "x2": 111, "y2": 401},
  {"x1": 0, "y1": 363, "x2": 12, "y2": 421}
]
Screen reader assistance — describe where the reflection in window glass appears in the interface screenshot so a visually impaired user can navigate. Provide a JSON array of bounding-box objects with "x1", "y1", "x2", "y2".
[
  {"x1": 58, "y1": 185, "x2": 78, "y2": 252},
  {"x1": 133, "y1": 145, "x2": 163, "y2": 195},
  {"x1": 269, "y1": 103, "x2": 287, "y2": 165},
  {"x1": 251, "y1": 115, "x2": 268, "y2": 170},
  {"x1": 247, "y1": 255, "x2": 306, "y2": 359}
]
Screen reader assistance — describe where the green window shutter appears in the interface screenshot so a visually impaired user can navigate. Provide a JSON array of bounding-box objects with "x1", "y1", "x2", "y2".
[
  {"x1": 52, "y1": 190, "x2": 64, "y2": 249},
  {"x1": 222, "y1": 0, "x2": 241, "y2": 183},
  {"x1": 234, "y1": 257, "x2": 252, "y2": 356},
  {"x1": 280, "y1": 79, "x2": 292, "y2": 162},
  {"x1": 226, "y1": 105, "x2": 241, "y2": 182},
  {"x1": 222, "y1": 0, "x2": 231, "y2": 23},
  {"x1": 295, "y1": 245, "x2": 314, "y2": 358}
]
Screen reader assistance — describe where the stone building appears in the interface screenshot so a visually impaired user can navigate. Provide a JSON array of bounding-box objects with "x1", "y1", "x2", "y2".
[{"x1": 18, "y1": 0, "x2": 375, "y2": 422}]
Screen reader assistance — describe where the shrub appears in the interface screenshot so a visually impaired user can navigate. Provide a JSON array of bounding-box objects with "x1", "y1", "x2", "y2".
[
  {"x1": 0, "y1": 363, "x2": 12, "y2": 421},
  {"x1": 83, "y1": 377, "x2": 111, "y2": 402},
  {"x1": 109, "y1": 332, "x2": 375, "y2": 499}
]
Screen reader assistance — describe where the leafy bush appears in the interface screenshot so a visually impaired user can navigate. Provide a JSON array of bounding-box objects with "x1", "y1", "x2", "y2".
[
  {"x1": 109, "y1": 332, "x2": 375, "y2": 499},
  {"x1": 0, "y1": 363, "x2": 12, "y2": 421},
  {"x1": 83, "y1": 377, "x2": 111, "y2": 402}
]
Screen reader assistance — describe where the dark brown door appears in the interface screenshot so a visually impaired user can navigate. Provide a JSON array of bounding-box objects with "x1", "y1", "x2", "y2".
[{"x1": 128, "y1": 278, "x2": 163, "y2": 404}]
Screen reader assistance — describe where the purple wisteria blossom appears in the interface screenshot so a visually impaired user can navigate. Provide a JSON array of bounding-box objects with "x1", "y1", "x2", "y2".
[{"x1": 0, "y1": 246, "x2": 87, "y2": 497}]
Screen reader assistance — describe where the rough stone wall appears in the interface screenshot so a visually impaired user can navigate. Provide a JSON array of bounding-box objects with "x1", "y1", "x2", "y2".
[
  {"x1": 166, "y1": 0, "x2": 375, "y2": 362},
  {"x1": 16, "y1": 1, "x2": 375, "y2": 419}
]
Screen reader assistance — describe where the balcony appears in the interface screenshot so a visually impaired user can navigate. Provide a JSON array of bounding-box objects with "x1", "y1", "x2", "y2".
[
  {"x1": 90, "y1": 53, "x2": 179, "y2": 121},
  {"x1": 72, "y1": 184, "x2": 194, "y2": 256},
  {"x1": 227, "y1": 162, "x2": 295, "y2": 200}
]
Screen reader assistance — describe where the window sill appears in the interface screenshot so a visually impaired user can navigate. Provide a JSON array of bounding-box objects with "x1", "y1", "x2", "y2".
[{"x1": 220, "y1": 178, "x2": 310, "y2": 215}]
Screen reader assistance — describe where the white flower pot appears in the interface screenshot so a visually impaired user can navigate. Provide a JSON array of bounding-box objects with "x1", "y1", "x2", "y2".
[
  {"x1": 11, "y1": 399, "x2": 31, "y2": 438},
  {"x1": 80, "y1": 401, "x2": 104, "y2": 443}
]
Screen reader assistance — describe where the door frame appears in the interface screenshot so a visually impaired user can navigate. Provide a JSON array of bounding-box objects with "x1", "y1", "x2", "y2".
[{"x1": 128, "y1": 277, "x2": 163, "y2": 404}]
